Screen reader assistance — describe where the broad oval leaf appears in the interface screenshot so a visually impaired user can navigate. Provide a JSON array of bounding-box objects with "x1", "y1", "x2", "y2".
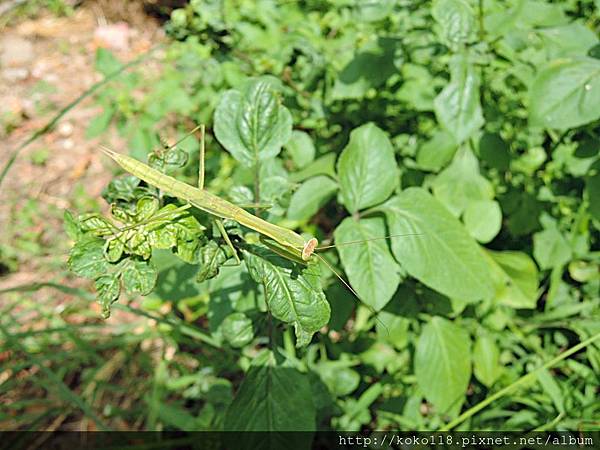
[
  {"x1": 224, "y1": 363, "x2": 315, "y2": 437},
  {"x1": 473, "y1": 333, "x2": 502, "y2": 387},
  {"x1": 337, "y1": 123, "x2": 398, "y2": 213},
  {"x1": 285, "y1": 130, "x2": 315, "y2": 169},
  {"x1": 214, "y1": 76, "x2": 293, "y2": 167},
  {"x1": 434, "y1": 55, "x2": 484, "y2": 145},
  {"x1": 377, "y1": 188, "x2": 494, "y2": 302},
  {"x1": 221, "y1": 312, "x2": 254, "y2": 348},
  {"x1": 529, "y1": 57, "x2": 600, "y2": 130},
  {"x1": 287, "y1": 176, "x2": 338, "y2": 221},
  {"x1": 415, "y1": 317, "x2": 471, "y2": 413},
  {"x1": 463, "y1": 200, "x2": 502, "y2": 243},
  {"x1": 243, "y1": 246, "x2": 330, "y2": 347},
  {"x1": 485, "y1": 249, "x2": 539, "y2": 309},
  {"x1": 333, "y1": 216, "x2": 401, "y2": 311},
  {"x1": 432, "y1": 147, "x2": 494, "y2": 217},
  {"x1": 432, "y1": 0, "x2": 475, "y2": 47}
]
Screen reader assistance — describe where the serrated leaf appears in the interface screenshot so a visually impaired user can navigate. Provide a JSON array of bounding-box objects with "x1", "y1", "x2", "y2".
[
  {"x1": 105, "y1": 238, "x2": 125, "y2": 262},
  {"x1": 377, "y1": 188, "x2": 494, "y2": 302},
  {"x1": 224, "y1": 363, "x2": 315, "y2": 438},
  {"x1": 415, "y1": 317, "x2": 471, "y2": 413},
  {"x1": 214, "y1": 76, "x2": 292, "y2": 167},
  {"x1": 135, "y1": 197, "x2": 160, "y2": 222},
  {"x1": 287, "y1": 176, "x2": 338, "y2": 221},
  {"x1": 221, "y1": 312, "x2": 254, "y2": 348},
  {"x1": 63, "y1": 210, "x2": 80, "y2": 240},
  {"x1": 122, "y1": 259, "x2": 157, "y2": 295},
  {"x1": 68, "y1": 237, "x2": 109, "y2": 279},
  {"x1": 337, "y1": 123, "x2": 398, "y2": 213},
  {"x1": 333, "y1": 217, "x2": 401, "y2": 311},
  {"x1": 197, "y1": 241, "x2": 231, "y2": 283},
  {"x1": 78, "y1": 214, "x2": 115, "y2": 235},
  {"x1": 434, "y1": 55, "x2": 484, "y2": 144},
  {"x1": 243, "y1": 246, "x2": 330, "y2": 347},
  {"x1": 529, "y1": 57, "x2": 600, "y2": 130},
  {"x1": 95, "y1": 274, "x2": 121, "y2": 319}
]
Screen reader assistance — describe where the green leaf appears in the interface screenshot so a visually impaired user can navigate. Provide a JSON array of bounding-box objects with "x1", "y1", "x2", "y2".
[
  {"x1": 95, "y1": 48, "x2": 122, "y2": 76},
  {"x1": 221, "y1": 312, "x2": 254, "y2": 348},
  {"x1": 529, "y1": 57, "x2": 600, "y2": 130},
  {"x1": 356, "y1": 0, "x2": 394, "y2": 22},
  {"x1": 432, "y1": 147, "x2": 494, "y2": 217},
  {"x1": 377, "y1": 188, "x2": 494, "y2": 302},
  {"x1": 337, "y1": 123, "x2": 398, "y2": 213},
  {"x1": 533, "y1": 226, "x2": 572, "y2": 270},
  {"x1": 63, "y1": 210, "x2": 80, "y2": 241},
  {"x1": 415, "y1": 317, "x2": 471, "y2": 413},
  {"x1": 86, "y1": 106, "x2": 115, "y2": 139},
  {"x1": 463, "y1": 200, "x2": 502, "y2": 243},
  {"x1": 333, "y1": 217, "x2": 401, "y2": 311},
  {"x1": 285, "y1": 130, "x2": 315, "y2": 169},
  {"x1": 538, "y1": 23, "x2": 598, "y2": 59},
  {"x1": 243, "y1": 246, "x2": 330, "y2": 347},
  {"x1": 287, "y1": 176, "x2": 338, "y2": 221},
  {"x1": 68, "y1": 237, "x2": 109, "y2": 279},
  {"x1": 432, "y1": 0, "x2": 475, "y2": 47},
  {"x1": 122, "y1": 259, "x2": 157, "y2": 295},
  {"x1": 214, "y1": 76, "x2": 293, "y2": 167},
  {"x1": 473, "y1": 334, "x2": 502, "y2": 387},
  {"x1": 416, "y1": 130, "x2": 458, "y2": 172},
  {"x1": 224, "y1": 363, "x2": 315, "y2": 436},
  {"x1": 376, "y1": 311, "x2": 410, "y2": 350},
  {"x1": 313, "y1": 360, "x2": 360, "y2": 397},
  {"x1": 331, "y1": 38, "x2": 398, "y2": 100},
  {"x1": 196, "y1": 241, "x2": 232, "y2": 283},
  {"x1": 485, "y1": 250, "x2": 539, "y2": 309},
  {"x1": 95, "y1": 274, "x2": 121, "y2": 319},
  {"x1": 434, "y1": 55, "x2": 484, "y2": 144},
  {"x1": 586, "y1": 164, "x2": 600, "y2": 222}
]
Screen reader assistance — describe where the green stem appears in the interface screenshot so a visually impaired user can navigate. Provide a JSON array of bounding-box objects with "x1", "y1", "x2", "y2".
[
  {"x1": 254, "y1": 161, "x2": 261, "y2": 216},
  {"x1": 440, "y1": 331, "x2": 600, "y2": 431}
]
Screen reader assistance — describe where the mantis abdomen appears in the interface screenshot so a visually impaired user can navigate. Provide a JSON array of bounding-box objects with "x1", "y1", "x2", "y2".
[{"x1": 101, "y1": 147, "x2": 308, "y2": 255}]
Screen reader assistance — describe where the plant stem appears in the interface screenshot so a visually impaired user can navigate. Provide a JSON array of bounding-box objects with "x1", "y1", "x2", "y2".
[
  {"x1": 440, "y1": 331, "x2": 600, "y2": 431},
  {"x1": 254, "y1": 161, "x2": 261, "y2": 216}
]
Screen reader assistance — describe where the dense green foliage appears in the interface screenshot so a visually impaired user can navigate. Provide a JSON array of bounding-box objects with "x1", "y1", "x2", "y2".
[{"x1": 65, "y1": 0, "x2": 599, "y2": 433}]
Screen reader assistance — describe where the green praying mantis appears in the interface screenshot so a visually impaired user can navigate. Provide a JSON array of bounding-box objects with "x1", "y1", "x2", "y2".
[{"x1": 99, "y1": 125, "x2": 417, "y2": 305}]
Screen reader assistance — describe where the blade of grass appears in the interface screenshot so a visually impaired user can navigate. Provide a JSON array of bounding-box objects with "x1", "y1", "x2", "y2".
[
  {"x1": 115, "y1": 304, "x2": 222, "y2": 349},
  {"x1": 0, "y1": 45, "x2": 161, "y2": 189},
  {"x1": 440, "y1": 331, "x2": 600, "y2": 431},
  {"x1": 0, "y1": 320, "x2": 109, "y2": 430}
]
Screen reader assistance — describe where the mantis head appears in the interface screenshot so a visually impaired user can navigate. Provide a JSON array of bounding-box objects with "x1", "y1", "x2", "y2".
[{"x1": 301, "y1": 238, "x2": 318, "y2": 261}]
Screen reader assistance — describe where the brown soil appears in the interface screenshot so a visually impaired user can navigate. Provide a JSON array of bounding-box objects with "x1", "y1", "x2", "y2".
[{"x1": 0, "y1": 1, "x2": 165, "y2": 292}]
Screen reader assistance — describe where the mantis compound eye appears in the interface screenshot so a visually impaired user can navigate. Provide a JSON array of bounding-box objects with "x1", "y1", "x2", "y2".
[{"x1": 302, "y1": 238, "x2": 318, "y2": 261}]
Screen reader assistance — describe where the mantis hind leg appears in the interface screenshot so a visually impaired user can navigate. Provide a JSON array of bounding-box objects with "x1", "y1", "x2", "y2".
[{"x1": 215, "y1": 218, "x2": 241, "y2": 265}]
